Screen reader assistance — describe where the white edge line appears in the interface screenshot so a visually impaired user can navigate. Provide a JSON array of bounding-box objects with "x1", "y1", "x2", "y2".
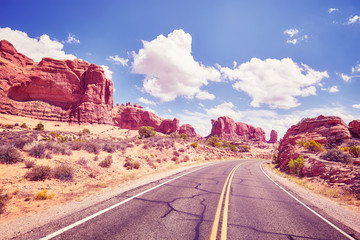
[
  {"x1": 40, "y1": 163, "x2": 213, "y2": 240},
  {"x1": 260, "y1": 163, "x2": 355, "y2": 240}
]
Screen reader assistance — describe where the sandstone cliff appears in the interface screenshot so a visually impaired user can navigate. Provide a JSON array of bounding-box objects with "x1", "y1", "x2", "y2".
[{"x1": 0, "y1": 40, "x2": 113, "y2": 124}]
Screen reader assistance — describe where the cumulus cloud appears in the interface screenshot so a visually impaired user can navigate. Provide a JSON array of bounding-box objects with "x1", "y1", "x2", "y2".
[
  {"x1": 353, "y1": 104, "x2": 360, "y2": 109},
  {"x1": 100, "y1": 65, "x2": 113, "y2": 80},
  {"x1": 347, "y1": 15, "x2": 360, "y2": 24},
  {"x1": 205, "y1": 102, "x2": 243, "y2": 121},
  {"x1": 340, "y1": 73, "x2": 351, "y2": 82},
  {"x1": 131, "y1": 29, "x2": 221, "y2": 102},
  {"x1": 196, "y1": 91, "x2": 215, "y2": 100},
  {"x1": 107, "y1": 55, "x2": 129, "y2": 67},
  {"x1": 137, "y1": 97, "x2": 156, "y2": 106},
  {"x1": 328, "y1": 85, "x2": 339, "y2": 93},
  {"x1": 221, "y1": 58, "x2": 329, "y2": 109},
  {"x1": 352, "y1": 64, "x2": 360, "y2": 73},
  {"x1": 0, "y1": 27, "x2": 76, "y2": 62},
  {"x1": 65, "y1": 33, "x2": 80, "y2": 44},
  {"x1": 328, "y1": 8, "x2": 339, "y2": 13},
  {"x1": 286, "y1": 34, "x2": 308, "y2": 45},
  {"x1": 284, "y1": 28, "x2": 299, "y2": 38}
]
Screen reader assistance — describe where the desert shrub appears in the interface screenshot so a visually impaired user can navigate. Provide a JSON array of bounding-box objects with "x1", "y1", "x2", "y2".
[
  {"x1": 321, "y1": 149, "x2": 352, "y2": 164},
  {"x1": 272, "y1": 154, "x2": 279, "y2": 165},
  {"x1": 298, "y1": 140, "x2": 325, "y2": 152},
  {"x1": 287, "y1": 155, "x2": 305, "y2": 177},
  {"x1": 103, "y1": 144, "x2": 116, "y2": 153},
  {"x1": 82, "y1": 128, "x2": 90, "y2": 134},
  {"x1": 13, "y1": 137, "x2": 33, "y2": 149},
  {"x1": 171, "y1": 156, "x2": 178, "y2": 162},
  {"x1": 99, "y1": 155, "x2": 113, "y2": 168},
  {"x1": 69, "y1": 141, "x2": 85, "y2": 151},
  {"x1": 5, "y1": 124, "x2": 14, "y2": 129},
  {"x1": 84, "y1": 142, "x2": 101, "y2": 154},
  {"x1": 53, "y1": 164, "x2": 74, "y2": 181},
  {"x1": 29, "y1": 144, "x2": 46, "y2": 158},
  {"x1": 0, "y1": 145, "x2": 23, "y2": 164},
  {"x1": 206, "y1": 135, "x2": 221, "y2": 148},
  {"x1": 183, "y1": 155, "x2": 190, "y2": 162},
  {"x1": 77, "y1": 157, "x2": 88, "y2": 166},
  {"x1": 178, "y1": 148, "x2": 185, "y2": 153},
  {"x1": 180, "y1": 134, "x2": 188, "y2": 140},
  {"x1": 123, "y1": 157, "x2": 140, "y2": 170},
  {"x1": 138, "y1": 126, "x2": 156, "y2": 139},
  {"x1": 34, "y1": 123, "x2": 44, "y2": 131},
  {"x1": 35, "y1": 189, "x2": 54, "y2": 200},
  {"x1": 25, "y1": 165, "x2": 52, "y2": 181},
  {"x1": 24, "y1": 160, "x2": 35, "y2": 168},
  {"x1": 173, "y1": 150, "x2": 180, "y2": 157},
  {"x1": 0, "y1": 189, "x2": 9, "y2": 214},
  {"x1": 190, "y1": 142, "x2": 198, "y2": 148},
  {"x1": 20, "y1": 123, "x2": 28, "y2": 129},
  {"x1": 238, "y1": 145, "x2": 251, "y2": 152},
  {"x1": 349, "y1": 145, "x2": 360, "y2": 158}
]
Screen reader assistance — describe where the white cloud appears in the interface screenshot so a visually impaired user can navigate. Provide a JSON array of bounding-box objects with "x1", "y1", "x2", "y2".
[
  {"x1": 353, "y1": 104, "x2": 360, "y2": 109},
  {"x1": 205, "y1": 102, "x2": 243, "y2": 121},
  {"x1": 347, "y1": 15, "x2": 360, "y2": 24},
  {"x1": 132, "y1": 29, "x2": 221, "y2": 102},
  {"x1": 340, "y1": 73, "x2": 351, "y2": 82},
  {"x1": 145, "y1": 107, "x2": 157, "y2": 114},
  {"x1": 328, "y1": 8, "x2": 339, "y2": 13},
  {"x1": 328, "y1": 85, "x2": 339, "y2": 93},
  {"x1": 284, "y1": 28, "x2": 299, "y2": 38},
  {"x1": 352, "y1": 64, "x2": 360, "y2": 73},
  {"x1": 65, "y1": 33, "x2": 80, "y2": 44},
  {"x1": 0, "y1": 27, "x2": 76, "y2": 62},
  {"x1": 137, "y1": 97, "x2": 156, "y2": 106},
  {"x1": 100, "y1": 65, "x2": 113, "y2": 80},
  {"x1": 286, "y1": 34, "x2": 308, "y2": 45},
  {"x1": 221, "y1": 58, "x2": 329, "y2": 109},
  {"x1": 196, "y1": 91, "x2": 215, "y2": 100},
  {"x1": 107, "y1": 55, "x2": 129, "y2": 67},
  {"x1": 286, "y1": 39, "x2": 298, "y2": 45}
]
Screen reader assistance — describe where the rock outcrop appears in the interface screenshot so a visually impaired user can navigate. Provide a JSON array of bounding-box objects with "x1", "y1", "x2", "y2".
[
  {"x1": 268, "y1": 130, "x2": 278, "y2": 144},
  {"x1": 277, "y1": 115, "x2": 352, "y2": 172},
  {"x1": 112, "y1": 103, "x2": 200, "y2": 137},
  {"x1": 349, "y1": 120, "x2": 360, "y2": 137},
  {"x1": 0, "y1": 40, "x2": 113, "y2": 124},
  {"x1": 208, "y1": 116, "x2": 266, "y2": 142}
]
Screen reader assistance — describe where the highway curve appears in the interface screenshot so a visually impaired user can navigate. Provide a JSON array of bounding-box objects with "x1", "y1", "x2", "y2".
[{"x1": 18, "y1": 160, "x2": 359, "y2": 240}]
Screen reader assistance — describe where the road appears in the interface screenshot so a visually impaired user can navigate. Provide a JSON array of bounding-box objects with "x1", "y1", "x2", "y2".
[{"x1": 17, "y1": 160, "x2": 358, "y2": 240}]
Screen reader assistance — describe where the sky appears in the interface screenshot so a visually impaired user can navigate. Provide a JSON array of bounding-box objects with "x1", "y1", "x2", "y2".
[{"x1": 1, "y1": 0, "x2": 360, "y2": 139}]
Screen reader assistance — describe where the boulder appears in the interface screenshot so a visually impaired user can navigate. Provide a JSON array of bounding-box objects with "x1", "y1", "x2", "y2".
[
  {"x1": 349, "y1": 120, "x2": 360, "y2": 137},
  {"x1": 179, "y1": 124, "x2": 201, "y2": 138},
  {"x1": 0, "y1": 40, "x2": 113, "y2": 124},
  {"x1": 209, "y1": 116, "x2": 266, "y2": 142}
]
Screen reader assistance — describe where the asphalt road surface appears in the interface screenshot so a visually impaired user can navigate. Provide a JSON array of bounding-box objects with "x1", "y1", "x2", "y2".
[{"x1": 17, "y1": 160, "x2": 358, "y2": 240}]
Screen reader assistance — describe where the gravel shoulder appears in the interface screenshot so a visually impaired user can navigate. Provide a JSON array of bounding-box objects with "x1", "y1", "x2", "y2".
[
  {"x1": 0, "y1": 162, "x2": 213, "y2": 240},
  {"x1": 262, "y1": 162, "x2": 360, "y2": 236}
]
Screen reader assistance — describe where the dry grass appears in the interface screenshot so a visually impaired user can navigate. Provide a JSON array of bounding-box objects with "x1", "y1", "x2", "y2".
[{"x1": 266, "y1": 164, "x2": 360, "y2": 209}]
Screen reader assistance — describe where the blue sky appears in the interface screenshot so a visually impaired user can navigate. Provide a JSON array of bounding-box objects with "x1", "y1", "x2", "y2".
[{"x1": 1, "y1": 0, "x2": 360, "y2": 138}]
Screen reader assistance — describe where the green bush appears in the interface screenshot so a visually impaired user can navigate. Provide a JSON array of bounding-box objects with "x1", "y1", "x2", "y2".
[
  {"x1": 20, "y1": 123, "x2": 28, "y2": 129},
  {"x1": 180, "y1": 134, "x2": 188, "y2": 140},
  {"x1": 35, "y1": 189, "x2": 54, "y2": 200},
  {"x1": 34, "y1": 123, "x2": 44, "y2": 131},
  {"x1": 53, "y1": 164, "x2": 74, "y2": 181},
  {"x1": 298, "y1": 140, "x2": 324, "y2": 152},
  {"x1": 287, "y1": 155, "x2": 305, "y2": 176},
  {"x1": 123, "y1": 157, "x2": 140, "y2": 170},
  {"x1": 82, "y1": 128, "x2": 91, "y2": 134},
  {"x1": 138, "y1": 126, "x2": 156, "y2": 139},
  {"x1": 99, "y1": 155, "x2": 113, "y2": 168},
  {"x1": 206, "y1": 135, "x2": 222, "y2": 147},
  {"x1": 190, "y1": 142, "x2": 198, "y2": 148},
  {"x1": 0, "y1": 145, "x2": 23, "y2": 164},
  {"x1": 320, "y1": 149, "x2": 352, "y2": 164},
  {"x1": 349, "y1": 145, "x2": 360, "y2": 158},
  {"x1": 25, "y1": 165, "x2": 52, "y2": 181}
]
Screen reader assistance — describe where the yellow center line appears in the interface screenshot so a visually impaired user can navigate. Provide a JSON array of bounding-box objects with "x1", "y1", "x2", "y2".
[{"x1": 209, "y1": 163, "x2": 242, "y2": 240}]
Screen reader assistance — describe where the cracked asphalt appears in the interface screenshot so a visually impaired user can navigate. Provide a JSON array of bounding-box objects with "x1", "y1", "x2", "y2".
[{"x1": 17, "y1": 160, "x2": 358, "y2": 240}]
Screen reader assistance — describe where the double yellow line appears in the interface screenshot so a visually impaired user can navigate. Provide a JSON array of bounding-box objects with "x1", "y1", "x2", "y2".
[{"x1": 210, "y1": 163, "x2": 242, "y2": 240}]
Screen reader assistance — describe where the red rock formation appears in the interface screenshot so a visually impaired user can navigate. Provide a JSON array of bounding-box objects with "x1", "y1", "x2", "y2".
[
  {"x1": 349, "y1": 120, "x2": 360, "y2": 137},
  {"x1": 209, "y1": 116, "x2": 266, "y2": 142},
  {"x1": 0, "y1": 40, "x2": 113, "y2": 124},
  {"x1": 268, "y1": 130, "x2": 278, "y2": 144},
  {"x1": 277, "y1": 115, "x2": 352, "y2": 172},
  {"x1": 112, "y1": 103, "x2": 199, "y2": 137}
]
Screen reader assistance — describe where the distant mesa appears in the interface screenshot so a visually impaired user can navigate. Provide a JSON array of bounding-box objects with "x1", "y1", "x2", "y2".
[{"x1": 208, "y1": 116, "x2": 277, "y2": 143}]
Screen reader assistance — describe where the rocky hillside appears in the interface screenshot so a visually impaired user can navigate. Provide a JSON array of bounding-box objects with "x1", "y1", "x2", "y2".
[
  {"x1": 0, "y1": 40, "x2": 113, "y2": 124},
  {"x1": 112, "y1": 102, "x2": 200, "y2": 138}
]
